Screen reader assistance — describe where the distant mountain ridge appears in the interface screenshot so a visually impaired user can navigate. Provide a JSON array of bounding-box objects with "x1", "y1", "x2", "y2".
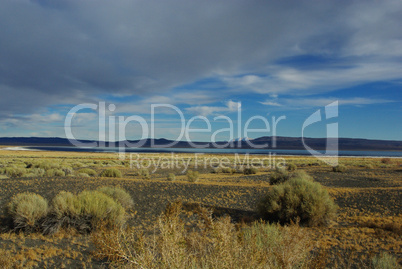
[{"x1": 0, "y1": 136, "x2": 401, "y2": 151}]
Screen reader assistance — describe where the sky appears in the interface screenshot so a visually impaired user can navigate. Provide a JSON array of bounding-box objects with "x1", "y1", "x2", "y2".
[{"x1": 0, "y1": 0, "x2": 401, "y2": 142}]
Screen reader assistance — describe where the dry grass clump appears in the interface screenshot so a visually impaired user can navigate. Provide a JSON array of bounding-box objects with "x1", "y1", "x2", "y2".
[
  {"x1": 92, "y1": 201, "x2": 313, "y2": 268},
  {"x1": 359, "y1": 218, "x2": 402, "y2": 236},
  {"x1": 100, "y1": 168, "x2": 122, "y2": 178},
  {"x1": 78, "y1": 168, "x2": 97, "y2": 176},
  {"x1": 258, "y1": 174, "x2": 337, "y2": 226},
  {"x1": 7, "y1": 192, "x2": 49, "y2": 231},
  {"x1": 186, "y1": 170, "x2": 199, "y2": 182},
  {"x1": 97, "y1": 186, "x2": 134, "y2": 209}
]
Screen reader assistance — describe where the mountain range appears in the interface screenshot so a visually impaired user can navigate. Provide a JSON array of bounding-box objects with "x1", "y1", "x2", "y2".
[{"x1": 0, "y1": 136, "x2": 401, "y2": 151}]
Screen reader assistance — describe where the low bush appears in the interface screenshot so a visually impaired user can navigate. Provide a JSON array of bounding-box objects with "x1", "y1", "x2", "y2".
[
  {"x1": 44, "y1": 190, "x2": 127, "y2": 234},
  {"x1": 51, "y1": 191, "x2": 80, "y2": 219},
  {"x1": 257, "y1": 176, "x2": 337, "y2": 226},
  {"x1": 72, "y1": 162, "x2": 84, "y2": 168},
  {"x1": 243, "y1": 167, "x2": 258, "y2": 175},
  {"x1": 381, "y1": 158, "x2": 392, "y2": 165},
  {"x1": 78, "y1": 168, "x2": 97, "y2": 176},
  {"x1": 7, "y1": 192, "x2": 49, "y2": 231},
  {"x1": 187, "y1": 170, "x2": 199, "y2": 182},
  {"x1": 61, "y1": 166, "x2": 74, "y2": 176},
  {"x1": 269, "y1": 168, "x2": 289, "y2": 185},
  {"x1": 100, "y1": 168, "x2": 122, "y2": 178},
  {"x1": 33, "y1": 161, "x2": 60, "y2": 170},
  {"x1": 287, "y1": 163, "x2": 297, "y2": 171},
  {"x1": 135, "y1": 168, "x2": 150, "y2": 179},
  {"x1": 222, "y1": 167, "x2": 235, "y2": 174},
  {"x1": 291, "y1": 170, "x2": 313, "y2": 181},
  {"x1": 78, "y1": 191, "x2": 126, "y2": 227},
  {"x1": 332, "y1": 165, "x2": 346, "y2": 173},
  {"x1": 29, "y1": 167, "x2": 45, "y2": 177},
  {"x1": 211, "y1": 167, "x2": 222, "y2": 173},
  {"x1": 3, "y1": 167, "x2": 26, "y2": 178},
  {"x1": 97, "y1": 186, "x2": 134, "y2": 209},
  {"x1": 167, "y1": 173, "x2": 176, "y2": 181},
  {"x1": 46, "y1": 168, "x2": 65, "y2": 177}
]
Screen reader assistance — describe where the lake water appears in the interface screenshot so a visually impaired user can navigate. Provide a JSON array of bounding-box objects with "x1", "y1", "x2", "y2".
[{"x1": 25, "y1": 146, "x2": 402, "y2": 157}]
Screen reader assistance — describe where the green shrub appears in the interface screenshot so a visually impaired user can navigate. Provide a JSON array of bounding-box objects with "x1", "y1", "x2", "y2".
[
  {"x1": 269, "y1": 168, "x2": 289, "y2": 185},
  {"x1": 270, "y1": 168, "x2": 311, "y2": 185},
  {"x1": 4, "y1": 167, "x2": 26, "y2": 177},
  {"x1": 100, "y1": 168, "x2": 122, "y2": 178},
  {"x1": 372, "y1": 252, "x2": 399, "y2": 269},
  {"x1": 33, "y1": 161, "x2": 60, "y2": 170},
  {"x1": 257, "y1": 176, "x2": 337, "y2": 226},
  {"x1": 332, "y1": 165, "x2": 346, "y2": 172},
  {"x1": 97, "y1": 186, "x2": 134, "y2": 209},
  {"x1": 46, "y1": 168, "x2": 65, "y2": 177},
  {"x1": 222, "y1": 167, "x2": 234, "y2": 174},
  {"x1": 51, "y1": 191, "x2": 80, "y2": 219},
  {"x1": 167, "y1": 173, "x2": 176, "y2": 181},
  {"x1": 77, "y1": 172, "x2": 90, "y2": 177},
  {"x1": 135, "y1": 168, "x2": 150, "y2": 179},
  {"x1": 61, "y1": 166, "x2": 74, "y2": 176},
  {"x1": 77, "y1": 191, "x2": 126, "y2": 227},
  {"x1": 7, "y1": 192, "x2": 49, "y2": 230},
  {"x1": 78, "y1": 168, "x2": 97, "y2": 177},
  {"x1": 211, "y1": 167, "x2": 222, "y2": 173},
  {"x1": 45, "y1": 190, "x2": 126, "y2": 234},
  {"x1": 243, "y1": 167, "x2": 258, "y2": 175},
  {"x1": 72, "y1": 162, "x2": 84, "y2": 168},
  {"x1": 291, "y1": 170, "x2": 313, "y2": 181},
  {"x1": 187, "y1": 170, "x2": 199, "y2": 182},
  {"x1": 287, "y1": 163, "x2": 297, "y2": 171},
  {"x1": 29, "y1": 168, "x2": 45, "y2": 177}
]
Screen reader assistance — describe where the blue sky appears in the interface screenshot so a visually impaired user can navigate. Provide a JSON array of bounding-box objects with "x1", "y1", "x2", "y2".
[{"x1": 0, "y1": 0, "x2": 401, "y2": 142}]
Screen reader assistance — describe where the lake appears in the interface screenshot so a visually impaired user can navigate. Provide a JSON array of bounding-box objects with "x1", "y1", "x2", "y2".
[{"x1": 24, "y1": 146, "x2": 402, "y2": 157}]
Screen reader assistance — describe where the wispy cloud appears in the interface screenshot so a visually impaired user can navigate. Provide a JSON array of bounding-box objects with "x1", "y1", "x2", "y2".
[
  {"x1": 261, "y1": 97, "x2": 393, "y2": 109},
  {"x1": 186, "y1": 100, "x2": 240, "y2": 116}
]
